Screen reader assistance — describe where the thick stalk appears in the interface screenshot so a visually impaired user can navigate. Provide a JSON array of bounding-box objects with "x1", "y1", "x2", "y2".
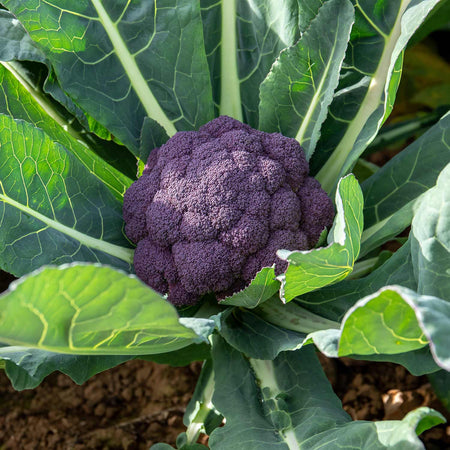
[
  {"x1": 1, "y1": 61, "x2": 90, "y2": 144},
  {"x1": 347, "y1": 256, "x2": 379, "y2": 279},
  {"x1": 315, "y1": 1, "x2": 411, "y2": 194},
  {"x1": 249, "y1": 359, "x2": 300, "y2": 450},
  {"x1": 255, "y1": 297, "x2": 340, "y2": 333},
  {"x1": 185, "y1": 362, "x2": 216, "y2": 444},
  {"x1": 220, "y1": 0, "x2": 242, "y2": 120}
]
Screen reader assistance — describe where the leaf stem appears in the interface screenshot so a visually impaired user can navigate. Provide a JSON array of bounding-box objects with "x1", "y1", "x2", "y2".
[
  {"x1": 249, "y1": 359, "x2": 300, "y2": 450},
  {"x1": 90, "y1": 0, "x2": 177, "y2": 136},
  {"x1": 0, "y1": 60, "x2": 132, "y2": 199},
  {"x1": 0, "y1": 191, "x2": 135, "y2": 265},
  {"x1": 185, "y1": 363, "x2": 216, "y2": 444},
  {"x1": 0, "y1": 61, "x2": 86, "y2": 143},
  {"x1": 255, "y1": 296, "x2": 340, "y2": 333},
  {"x1": 220, "y1": 0, "x2": 242, "y2": 120},
  {"x1": 347, "y1": 256, "x2": 379, "y2": 279},
  {"x1": 315, "y1": 1, "x2": 412, "y2": 194}
]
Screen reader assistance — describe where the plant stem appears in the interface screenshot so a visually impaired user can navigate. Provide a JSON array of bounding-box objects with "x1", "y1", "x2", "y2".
[
  {"x1": 220, "y1": 0, "x2": 243, "y2": 120},
  {"x1": 185, "y1": 363, "x2": 216, "y2": 444},
  {"x1": 346, "y1": 256, "x2": 379, "y2": 279},
  {"x1": 315, "y1": 1, "x2": 411, "y2": 194},
  {"x1": 1, "y1": 61, "x2": 89, "y2": 144},
  {"x1": 255, "y1": 296, "x2": 340, "y2": 333},
  {"x1": 90, "y1": 0, "x2": 177, "y2": 136},
  {"x1": 365, "y1": 109, "x2": 444, "y2": 154}
]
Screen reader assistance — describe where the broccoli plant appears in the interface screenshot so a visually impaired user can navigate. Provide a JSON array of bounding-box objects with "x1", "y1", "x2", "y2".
[{"x1": 0, "y1": 1, "x2": 449, "y2": 449}]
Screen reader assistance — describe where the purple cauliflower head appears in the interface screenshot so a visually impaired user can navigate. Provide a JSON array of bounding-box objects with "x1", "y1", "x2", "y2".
[{"x1": 123, "y1": 116, "x2": 334, "y2": 306}]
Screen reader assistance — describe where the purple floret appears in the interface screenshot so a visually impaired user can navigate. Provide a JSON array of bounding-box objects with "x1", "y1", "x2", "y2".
[{"x1": 123, "y1": 116, "x2": 334, "y2": 306}]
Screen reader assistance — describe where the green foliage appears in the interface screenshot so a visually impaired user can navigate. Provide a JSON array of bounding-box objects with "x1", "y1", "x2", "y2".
[
  {"x1": 259, "y1": 0, "x2": 354, "y2": 159},
  {"x1": 279, "y1": 174, "x2": 363, "y2": 301},
  {"x1": 0, "y1": 0, "x2": 449, "y2": 448},
  {"x1": 209, "y1": 336, "x2": 444, "y2": 449},
  {"x1": 0, "y1": 264, "x2": 212, "y2": 354},
  {"x1": 0, "y1": 115, "x2": 134, "y2": 276}
]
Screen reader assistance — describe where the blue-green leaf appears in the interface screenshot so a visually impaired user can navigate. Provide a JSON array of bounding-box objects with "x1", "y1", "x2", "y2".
[
  {"x1": 259, "y1": 0, "x2": 354, "y2": 159},
  {"x1": 0, "y1": 115, "x2": 133, "y2": 275},
  {"x1": 361, "y1": 112, "x2": 450, "y2": 256},
  {"x1": 209, "y1": 336, "x2": 443, "y2": 449},
  {"x1": 202, "y1": 0, "x2": 303, "y2": 125},
  {"x1": 411, "y1": 163, "x2": 450, "y2": 300},
  {"x1": 0, "y1": 346, "x2": 131, "y2": 390},
  {"x1": 314, "y1": 0, "x2": 441, "y2": 193},
  {"x1": 4, "y1": 0, "x2": 215, "y2": 154}
]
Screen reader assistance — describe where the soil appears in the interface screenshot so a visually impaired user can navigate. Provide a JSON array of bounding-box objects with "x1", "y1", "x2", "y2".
[{"x1": 0, "y1": 268, "x2": 449, "y2": 449}]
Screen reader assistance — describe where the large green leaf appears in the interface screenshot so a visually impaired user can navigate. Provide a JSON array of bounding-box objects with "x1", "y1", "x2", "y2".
[
  {"x1": 321, "y1": 286, "x2": 450, "y2": 371},
  {"x1": 428, "y1": 369, "x2": 450, "y2": 412},
  {"x1": 298, "y1": 238, "x2": 417, "y2": 322},
  {"x1": 411, "y1": 163, "x2": 450, "y2": 299},
  {"x1": 202, "y1": 0, "x2": 322, "y2": 125},
  {"x1": 278, "y1": 174, "x2": 363, "y2": 301},
  {"x1": 259, "y1": 0, "x2": 354, "y2": 159},
  {"x1": 209, "y1": 336, "x2": 443, "y2": 449},
  {"x1": 0, "y1": 9, "x2": 137, "y2": 194},
  {"x1": 314, "y1": 0, "x2": 441, "y2": 192},
  {"x1": 0, "y1": 264, "x2": 212, "y2": 354},
  {"x1": 361, "y1": 112, "x2": 450, "y2": 256},
  {"x1": 0, "y1": 63, "x2": 132, "y2": 200},
  {"x1": 0, "y1": 115, "x2": 134, "y2": 275},
  {"x1": 219, "y1": 307, "x2": 307, "y2": 360},
  {"x1": 0, "y1": 346, "x2": 131, "y2": 390},
  {"x1": 0, "y1": 342, "x2": 210, "y2": 391},
  {"x1": 4, "y1": 0, "x2": 214, "y2": 154},
  {"x1": 0, "y1": 9, "x2": 47, "y2": 63},
  {"x1": 219, "y1": 267, "x2": 280, "y2": 309}
]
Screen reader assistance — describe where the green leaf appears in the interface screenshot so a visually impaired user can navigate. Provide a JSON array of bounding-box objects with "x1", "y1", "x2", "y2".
[
  {"x1": 0, "y1": 9, "x2": 47, "y2": 63},
  {"x1": 183, "y1": 360, "x2": 222, "y2": 443},
  {"x1": 139, "y1": 343, "x2": 211, "y2": 367},
  {"x1": 4, "y1": 0, "x2": 214, "y2": 154},
  {"x1": 336, "y1": 286, "x2": 450, "y2": 371},
  {"x1": 0, "y1": 9, "x2": 137, "y2": 182},
  {"x1": 0, "y1": 63, "x2": 133, "y2": 200},
  {"x1": 219, "y1": 307, "x2": 307, "y2": 360},
  {"x1": 139, "y1": 116, "x2": 169, "y2": 164},
  {"x1": 401, "y1": 407, "x2": 446, "y2": 437},
  {"x1": 259, "y1": 0, "x2": 354, "y2": 159},
  {"x1": 346, "y1": 348, "x2": 441, "y2": 377},
  {"x1": 0, "y1": 264, "x2": 210, "y2": 355},
  {"x1": 409, "y1": 0, "x2": 450, "y2": 45},
  {"x1": 219, "y1": 267, "x2": 280, "y2": 308},
  {"x1": 428, "y1": 370, "x2": 450, "y2": 412},
  {"x1": 339, "y1": 287, "x2": 428, "y2": 356},
  {"x1": 314, "y1": 0, "x2": 441, "y2": 193},
  {"x1": 202, "y1": 0, "x2": 304, "y2": 125},
  {"x1": 297, "y1": 238, "x2": 417, "y2": 322},
  {"x1": 0, "y1": 115, "x2": 134, "y2": 275},
  {"x1": 278, "y1": 174, "x2": 363, "y2": 301},
  {"x1": 209, "y1": 336, "x2": 440, "y2": 449},
  {"x1": 361, "y1": 112, "x2": 450, "y2": 256},
  {"x1": 0, "y1": 346, "x2": 131, "y2": 390},
  {"x1": 411, "y1": 164, "x2": 450, "y2": 299}
]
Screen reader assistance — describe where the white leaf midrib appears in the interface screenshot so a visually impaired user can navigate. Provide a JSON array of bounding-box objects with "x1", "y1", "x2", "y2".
[
  {"x1": 0, "y1": 192, "x2": 134, "y2": 264},
  {"x1": 90, "y1": 0, "x2": 177, "y2": 137}
]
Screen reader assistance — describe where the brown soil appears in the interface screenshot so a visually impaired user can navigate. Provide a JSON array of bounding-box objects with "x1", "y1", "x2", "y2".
[{"x1": 0, "y1": 270, "x2": 449, "y2": 449}]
